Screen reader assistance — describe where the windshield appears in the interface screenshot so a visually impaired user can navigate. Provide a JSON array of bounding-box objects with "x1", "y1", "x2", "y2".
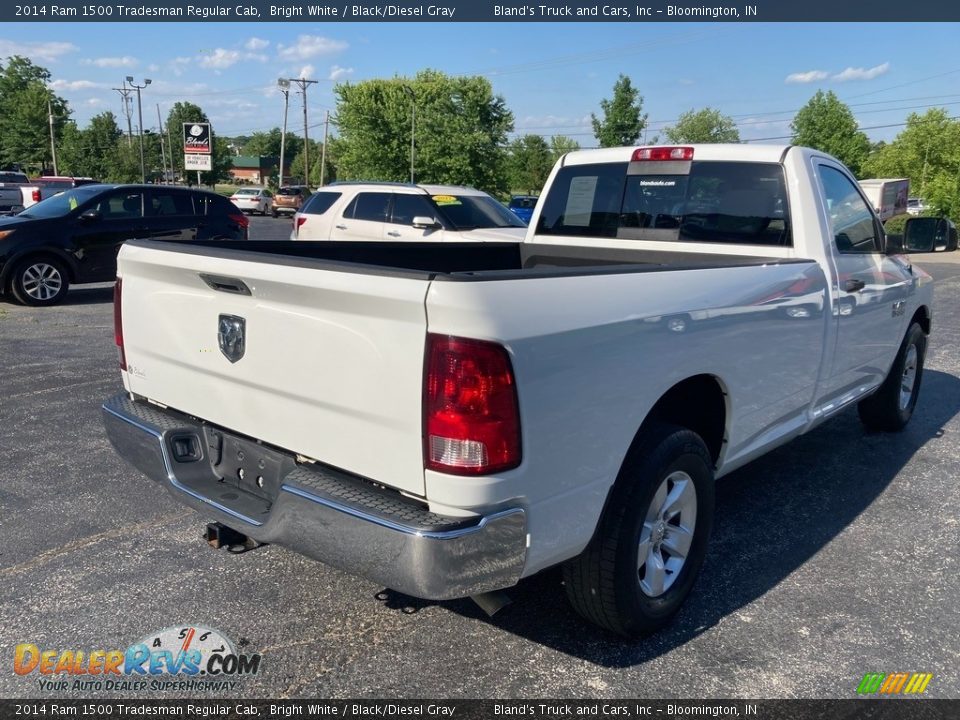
[
  {"x1": 278, "y1": 187, "x2": 303, "y2": 196},
  {"x1": 19, "y1": 186, "x2": 104, "y2": 219},
  {"x1": 234, "y1": 189, "x2": 260, "y2": 195},
  {"x1": 428, "y1": 194, "x2": 525, "y2": 229}
]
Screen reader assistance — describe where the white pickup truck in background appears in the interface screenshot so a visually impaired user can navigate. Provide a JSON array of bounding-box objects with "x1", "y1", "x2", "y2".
[{"x1": 103, "y1": 144, "x2": 952, "y2": 638}]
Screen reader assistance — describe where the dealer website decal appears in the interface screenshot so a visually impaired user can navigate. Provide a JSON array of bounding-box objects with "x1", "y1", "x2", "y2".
[{"x1": 13, "y1": 625, "x2": 261, "y2": 692}]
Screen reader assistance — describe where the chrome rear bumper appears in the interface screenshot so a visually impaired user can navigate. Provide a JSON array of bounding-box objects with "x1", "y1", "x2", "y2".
[{"x1": 102, "y1": 393, "x2": 526, "y2": 600}]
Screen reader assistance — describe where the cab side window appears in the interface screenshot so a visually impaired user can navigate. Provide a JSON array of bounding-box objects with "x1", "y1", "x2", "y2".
[
  {"x1": 818, "y1": 165, "x2": 882, "y2": 254},
  {"x1": 96, "y1": 191, "x2": 144, "y2": 219},
  {"x1": 344, "y1": 192, "x2": 391, "y2": 221},
  {"x1": 147, "y1": 192, "x2": 194, "y2": 217},
  {"x1": 391, "y1": 194, "x2": 434, "y2": 225}
]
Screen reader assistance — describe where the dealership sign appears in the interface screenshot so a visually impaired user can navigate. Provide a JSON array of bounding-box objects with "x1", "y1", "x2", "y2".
[
  {"x1": 184, "y1": 154, "x2": 213, "y2": 171},
  {"x1": 183, "y1": 123, "x2": 212, "y2": 154}
]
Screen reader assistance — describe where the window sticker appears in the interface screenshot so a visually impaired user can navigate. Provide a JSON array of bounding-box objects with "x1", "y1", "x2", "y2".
[
  {"x1": 432, "y1": 194, "x2": 461, "y2": 206},
  {"x1": 68, "y1": 196, "x2": 78, "y2": 210},
  {"x1": 564, "y1": 176, "x2": 598, "y2": 226}
]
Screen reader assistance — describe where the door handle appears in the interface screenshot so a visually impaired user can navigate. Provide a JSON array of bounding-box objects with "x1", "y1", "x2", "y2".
[
  {"x1": 844, "y1": 278, "x2": 866, "y2": 293},
  {"x1": 335, "y1": 224, "x2": 347, "y2": 230},
  {"x1": 386, "y1": 231, "x2": 400, "y2": 237}
]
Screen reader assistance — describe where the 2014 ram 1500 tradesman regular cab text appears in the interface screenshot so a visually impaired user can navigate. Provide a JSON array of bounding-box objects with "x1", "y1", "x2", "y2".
[{"x1": 102, "y1": 145, "x2": 950, "y2": 638}]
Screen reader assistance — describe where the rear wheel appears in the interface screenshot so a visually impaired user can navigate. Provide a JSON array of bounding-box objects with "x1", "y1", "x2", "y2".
[
  {"x1": 563, "y1": 422, "x2": 715, "y2": 638},
  {"x1": 857, "y1": 322, "x2": 926, "y2": 431},
  {"x1": 11, "y1": 256, "x2": 70, "y2": 306}
]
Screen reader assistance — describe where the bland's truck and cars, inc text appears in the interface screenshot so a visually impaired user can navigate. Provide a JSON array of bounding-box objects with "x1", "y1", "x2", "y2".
[{"x1": 102, "y1": 144, "x2": 953, "y2": 638}]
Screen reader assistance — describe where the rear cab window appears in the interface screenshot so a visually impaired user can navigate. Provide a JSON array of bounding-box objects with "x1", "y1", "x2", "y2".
[{"x1": 537, "y1": 160, "x2": 791, "y2": 247}]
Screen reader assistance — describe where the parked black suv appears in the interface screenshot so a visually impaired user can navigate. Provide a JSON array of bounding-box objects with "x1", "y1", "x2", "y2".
[{"x1": 0, "y1": 184, "x2": 248, "y2": 306}]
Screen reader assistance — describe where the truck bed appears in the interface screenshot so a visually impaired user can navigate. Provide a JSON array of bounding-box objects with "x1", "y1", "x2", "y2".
[{"x1": 131, "y1": 239, "x2": 810, "y2": 280}]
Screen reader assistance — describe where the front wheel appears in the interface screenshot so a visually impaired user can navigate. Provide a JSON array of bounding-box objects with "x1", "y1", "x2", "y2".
[
  {"x1": 11, "y1": 257, "x2": 70, "y2": 306},
  {"x1": 563, "y1": 422, "x2": 715, "y2": 638},
  {"x1": 857, "y1": 322, "x2": 927, "y2": 432}
]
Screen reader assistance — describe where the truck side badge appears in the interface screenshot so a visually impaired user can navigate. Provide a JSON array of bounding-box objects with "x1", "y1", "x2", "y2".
[{"x1": 218, "y1": 314, "x2": 246, "y2": 363}]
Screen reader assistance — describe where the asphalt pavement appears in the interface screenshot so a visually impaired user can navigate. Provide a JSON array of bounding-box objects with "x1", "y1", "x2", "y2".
[{"x1": 1, "y1": 221, "x2": 958, "y2": 700}]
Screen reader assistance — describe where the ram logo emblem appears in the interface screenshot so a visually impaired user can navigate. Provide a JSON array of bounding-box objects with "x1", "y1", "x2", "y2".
[{"x1": 218, "y1": 315, "x2": 246, "y2": 363}]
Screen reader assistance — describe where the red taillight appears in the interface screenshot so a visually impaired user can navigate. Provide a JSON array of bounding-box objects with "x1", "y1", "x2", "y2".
[
  {"x1": 632, "y1": 146, "x2": 694, "y2": 162},
  {"x1": 424, "y1": 334, "x2": 521, "y2": 475},
  {"x1": 228, "y1": 212, "x2": 249, "y2": 229},
  {"x1": 113, "y1": 278, "x2": 126, "y2": 371},
  {"x1": 294, "y1": 215, "x2": 307, "y2": 238},
  {"x1": 31, "y1": 189, "x2": 41, "y2": 203}
]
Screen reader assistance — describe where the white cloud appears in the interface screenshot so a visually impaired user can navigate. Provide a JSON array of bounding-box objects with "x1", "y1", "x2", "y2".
[
  {"x1": 200, "y1": 48, "x2": 241, "y2": 69},
  {"x1": 169, "y1": 56, "x2": 191, "y2": 76},
  {"x1": 0, "y1": 39, "x2": 77, "y2": 62},
  {"x1": 83, "y1": 56, "x2": 137, "y2": 68},
  {"x1": 328, "y1": 65, "x2": 353, "y2": 81},
  {"x1": 832, "y1": 62, "x2": 890, "y2": 82},
  {"x1": 147, "y1": 63, "x2": 160, "y2": 72},
  {"x1": 48, "y1": 79, "x2": 104, "y2": 91},
  {"x1": 785, "y1": 70, "x2": 830, "y2": 84},
  {"x1": 278, "y1": 35, "x2": 348, "y2": 61},
  {"x1": 85, "y1": 98, "x2": 103, "y2": 106},
  {"x1": 245, "y1": 37, "x2": 269, "y2": 51},
  {"x1": 298, "y1": 64, "x2": 315, "y2": 79}
]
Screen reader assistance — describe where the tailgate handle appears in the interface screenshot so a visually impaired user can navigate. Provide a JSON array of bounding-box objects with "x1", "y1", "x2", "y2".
[{"x1": 199, "y1": 273, "x2": 252, "y2": 296}]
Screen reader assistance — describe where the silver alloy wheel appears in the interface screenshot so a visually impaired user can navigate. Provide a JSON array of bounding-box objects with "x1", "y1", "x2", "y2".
[
  {"x1": 21, "y1": 262, "x2": 63, "y2": 301},
  {"x1": 899, "y1": 343, "x2": 919, "y2": 410},
  {"x1": 638, "y1": 470, "x2": 697, "y2": 597}
]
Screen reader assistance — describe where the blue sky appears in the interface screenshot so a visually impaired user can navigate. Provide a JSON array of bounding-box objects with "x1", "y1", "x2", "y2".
[{"x1": 3, "y1": 22, "x2": 959, "y2": 145}]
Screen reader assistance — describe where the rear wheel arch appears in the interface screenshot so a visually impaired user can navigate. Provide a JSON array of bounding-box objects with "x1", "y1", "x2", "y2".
[{"x1": 642, "y1": 374, "x2": 728, "y2": 467}]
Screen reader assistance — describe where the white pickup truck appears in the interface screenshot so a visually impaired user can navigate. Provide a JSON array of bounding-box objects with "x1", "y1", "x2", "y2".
[{"x1": 102, "y1": 144, "x2": 950, "y2": 638}]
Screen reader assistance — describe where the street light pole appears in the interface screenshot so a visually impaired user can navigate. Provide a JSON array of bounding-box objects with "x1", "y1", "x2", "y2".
[
  {"x1": 126, "y1": 76, "x2": 151, "y2": 183},
  {"x1": 277, "y1": 79, "x2": 290, "y2": 188},
  {"x1": 402, "y1": 85, "x2": 415, "y2": 183}
]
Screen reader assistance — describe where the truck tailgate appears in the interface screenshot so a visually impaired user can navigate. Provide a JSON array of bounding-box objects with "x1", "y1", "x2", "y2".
[{"x1": 117, "y1": 242, "x2": 431, "y2": 497}]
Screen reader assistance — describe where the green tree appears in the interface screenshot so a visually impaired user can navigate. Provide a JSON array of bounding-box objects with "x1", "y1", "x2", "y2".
[
  {"x1": 0, "y1": 57, "x2": 69, "y2": 171},
  {"x1": 550, "y1": 135, "x2": 580, "y2": 163},
  {"x1": 288, "y1": 139, "x2": 335, "y2": 186},
  {"x1": 58, "y1": 112, "x2": 123, "y2": 180},
  {"x1": 591, "y1": 74, "x2": 647, "y2": 148},
  {"x1": 241, "y1": 128, "x2": 302, "y2": 161},
  {"x1": 664, "y1": 108, "x2": 740, "y2": 143},
  {"x1": 862, "y1": 109, "x2": 960, "y2": 219},
  {"x1": 333, "y1": 69, "x2": 513, "y2": 193},
  {"x1": 791, "y1": 90, "x2": 870, "y2": 176},
  {"x1": 508, "y1": 134, "x2": 552, "y2": 194}
]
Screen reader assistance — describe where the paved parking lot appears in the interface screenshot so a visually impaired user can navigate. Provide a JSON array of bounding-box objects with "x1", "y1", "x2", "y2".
[{"x1": 1, "y1": 225, "x2": 958, "y2": 699}]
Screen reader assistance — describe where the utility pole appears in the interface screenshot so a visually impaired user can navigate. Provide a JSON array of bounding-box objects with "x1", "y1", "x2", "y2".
[
  {"x1": 126, "y1": 76, "x2": 152, "y2": 183},
  {"x1": 113, "y1": 82, "x2": 134, "y2": 146},
  {"x1": 286, "y1": 77, "x2": 318, "y2": 185},
  {"x1": 156, "y1": 105, "x2": 169, "y2": 183},
  {"x1": 47, "y1": 98, "x2": 59, "y2": 175},
  {"x1": 277, "y1": 79, "x2": 290, "y2": 187},
  {"x1": 319, "y1": 110, "x2": 330, "y2": 187}
]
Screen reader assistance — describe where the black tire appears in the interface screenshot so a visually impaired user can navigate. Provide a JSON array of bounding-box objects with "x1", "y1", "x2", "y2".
[
  {"x1": 563, "y1": 422, "x2": 715, "y2": 639},
  {"x1": 10, "y1": 256, "x2": 70, "y2": 306},
  {"x1": 271, "y1": 208, "x2": 279, "y2": 218},
  {"x1": 857, "y1": 322, "x2": 926, "y2": 432}
]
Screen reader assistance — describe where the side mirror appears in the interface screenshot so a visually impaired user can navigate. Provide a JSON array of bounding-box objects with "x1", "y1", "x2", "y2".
[
  {"x1": 412, "y1": 215, "x2": 441, "y2": 230},
  {"x1": 902, "y1": 216, "x2": 956, "y2": 253},
  {"x1": 885, "y1": 233, "x2": 904, "y2": 255},
  {"x1": 79, "y1": 209, "x2": 101, "y2": 222}
]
